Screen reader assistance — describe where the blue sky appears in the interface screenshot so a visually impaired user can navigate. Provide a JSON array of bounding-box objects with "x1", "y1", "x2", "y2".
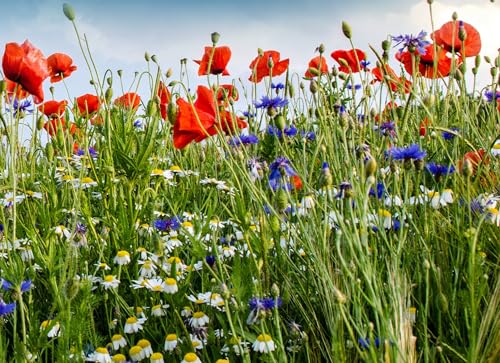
[{"x1": 1, "y1": 0, "x2": 498, "y2": 102}]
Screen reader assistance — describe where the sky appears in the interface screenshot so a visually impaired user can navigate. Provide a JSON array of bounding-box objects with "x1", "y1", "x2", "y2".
[{"x1": 1, "y1": 0, "x2": 499, "y2": 105}]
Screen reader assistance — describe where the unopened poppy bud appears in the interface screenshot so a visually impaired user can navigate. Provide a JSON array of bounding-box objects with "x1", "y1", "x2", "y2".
[
  {"x1": 270, "y1": 215, "x2": 281, "y2": 233},
  {"x1": 271, "y1": 283, "x2": 280, "y2": 297},
  {"x1": 439, "y1": 293, "x2": 448, "y2": 313},
  {"x1": 461, "y1": 158, "x2": 473, "y2": 177},
  {"x1": 459, "y1": 63, "x2": 466, "y2": 74},
  {"x1": 0, "y1": 80, "x2": 6, "y2": 93},
  {"x1": 454, "y1": 69, "x2": 463, "y2": 81},
  {"x1": 382, "y1": 40, "x2": 391, "y2": 52},
  {"x1": 211, "y1": 32, "x2": 220, "y2": 45},
  {"x1": 308, "y1": 67, "x2": 320, "y2": 77},
  {"x1": 105, "y1": 87, "x2": 113, "y2": 103},
  {"x1": 341, "y1": 21, "x2": 352, "y2": 39},
  {"x1": 472, "y1": 67, "x2": 478, "y2": 75},
  {"x1": 45, "y1": 142, "x2": 54, "y2": 161},
  {"x1": 365, "y1": 157, "x2": 377, "y2": 177},
  {"x1": 309, "y1": 80, "x2": 318, "y2": 94},
  {"x1": 144, "y1": 51, "x2": 150, "y2": 62},
  {"x1": 151, "y1": 55, "x2": 158, "y2": 64},
  {"x1": 427, "y1": 0, "x2": 433, "y2": 4},
  {"x1": 166, "y1": 68, "x2": 173, "y2": 78},
  {"x1": 452, "y1": 12, "x2": 458, "y2": 21},
  {"x1": 474, "y1": 55, "x2": 481, "y2": 68},
  {"x1": 274, "y1": 114, "x2": 286, "y2": 130},
  {"x1": 267, "y1": 55, "x2": 274, "y2": 69},
  {"x1": 458, "y1": 24, "x2": 467, "y2": 41},
  {"x1": 299, "y1": 81, "x2": 305, "y2": 90},
  {"x1": 146, "y1": 99, "x2": 157, "y2": 117},
  {"x1": 423, "y1": 94, "x2": 435, "y2": 107},
  {"x1": 338, "y1": 73, "x2": 348, "y2": 81},
  {"x1": 117, "y1": 69, "x2": 123, "y2": 77},
  {"x1": 318, "y1": 43, "x2": 325, "y2": 54},
  {"x1": 106, "y1": 77, "x2": 112, "y2": 87},
  {"x1": 491, "y1": 67, "x2": 497, "y2": 78},
  {"x1": 62, "y1": 3, "x2": 75, "y2": 21},
  {"x1": 288, "y1": 84, "x2": 295, "y2": 98},
  {"x1": 168, "y1": 80, "x2": 178, "y2": 87},
  {"x1": 167, "y1": 103, "x2": 177, "y2": 124},
  {"x1": 89, "y1": 79, "x2": 95, "y2": 85},
  {"x1": 331, "y1": 66, "x2": 338, "y2": 76},
  {"x1": 484, "y1": 55, "x2": 491, "y2": 64},
  {"x1": 36, "y1": 115, "x2": 45, "y2": 130},
  {"x1": 276, "y1": 189, "x2": 288, "y2": 211},
  {"x1": 257, "y1": 48, "x2": 263, "y2": 57},
  {"x1": 496, "y1": 55, "x2": 500, "y2": 68},
  {"x1": 49, "y1": 86, "x2": 55, "y2": 97}
]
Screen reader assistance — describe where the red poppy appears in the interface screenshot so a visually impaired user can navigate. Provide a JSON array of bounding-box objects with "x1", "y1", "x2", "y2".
[
  {"x1": 157, "y1": 82, "x2": 171, "y2": 120},
  {"x1": 331, "y1": 49, "x2": 366, "y2": 73},
  {"x1": 432, "y1": 21, "x2": 481, "y2": 58},
  {"x1": 114, "y1": 92, "x2": 141, "y2": 110},
  {"x1": 2, "y1": 40, "x2": 49, "y2": 103},
  {"x1": 43, "y1": 118, "x2": 78, "y2": 137},
  {"x1": 419, "y1": 117, "x2": 431, "y2": 137},
  {"x1": 173, "y1": 86, "x2": 218, "y2": 149},
  {"x1": 371, "y1": 64, "x2": 411, "y2": 93},
  {"x1": 305, "y1": 56, "x2": 328, "y2": 78},
  {"x1": 292, "y1": 175, "x2": 303, "y2": 190},
  {"x1": 5, "y1": 79, "x2": 29, "y2": 100},
  {"x1": 249, "y1": 50, "x2": 289, "y2": 83},
  {"x1": 38, "y1": 100, "x2": 68, "y2": 118},
  {"x1": 396, "y1": 44, "x2": 458, "y2": 79},
  {"x1": 216, "y1": 84, "x2": 238, "y2": 107},
  {"x1": 218, "y1": 109, "x2": 247, "y2": 134},
  {"x1": 47, "y1": 53, "x2": 77, "y2": 83},
  {"x1": 458, "y1": 149, "x2": 488, "y2": 175},
  {"x1": 194, "y1": 46, "x2": 231, "y2": 76},
  {"x1": 76, "y1": 94, "x2": 100, "y2": 117}
]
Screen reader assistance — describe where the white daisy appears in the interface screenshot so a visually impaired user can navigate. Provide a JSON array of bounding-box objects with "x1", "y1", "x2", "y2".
[{"x1": 252, "y1": 334, "x2": 276, "y2": 353}]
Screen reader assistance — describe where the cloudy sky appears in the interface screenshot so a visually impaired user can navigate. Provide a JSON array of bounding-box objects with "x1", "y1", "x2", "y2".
[{"x1": 1, "y1": 0, "x2": 499, "y2": 102}]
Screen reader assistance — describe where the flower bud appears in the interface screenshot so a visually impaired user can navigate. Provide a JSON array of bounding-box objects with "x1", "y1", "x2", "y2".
[
  {"x1": 309, "y1": 79, "x2": 318, "y2": 94},
  {"x1": 105, "y1": 87, "x2": 113, "y2": 103},
  {"x1": 427, "y1": 0, "x2": 433, "y2": 4},
  {"x1": 458, "y1": 24, "x2": 467, "y2": 42},
  {"x1": 274, "y1": 114, "x2": 286, "y2": 130},
  {"x1": 307, "y1": 67, "x2": 320, "y2": 77},
  {"x1": 166, "y1": 68, "x2": 173, "y2": 78},
  {"x1": 461, "y1": 158, "x2": 473, "y2": 177},
  {"x1": 106, "y1": 76, "x2": 112, "y2": 87},
  {"x1": 288, "y1": 84, "x2": 295, "y2": 98},
  {"x1": 151, "y1": 55, "x2": 158, "y2": 64},
  {"x1": 46, "y1": 142, "x2": 54, "y2": 162},
  {"x1": 423, "y1": 94, "x2": 435, "y2": 108},
  {"x1": 341, "y1": 21, "x2": 352, "y2": 39},
  {"x1": 271, "y1": 283, "x2": 280, "y2": 297},
  {"x1": 117, "y1": 69, "x2": 123, "y2": 78},
  {"x1": 211, "y1": 32, "x2": 220, "y2": 45},
  {"x1": 267, "y1": 55, "x2": 274, "y2": 69},
  {"x1": 0, "y1": 80, "x2": 6, "y2": 94},
  {"x1": 144, "y1": 51, "x2": 150, "y2": 62},
  {"x1": 167, "y1": 102, "x2": 177, "y2": 125},
  {"x1": 62, "y1": 3, "x2": 76, "y2": 21},
  {"x1": 490, "y1": 67, "x2": 497, "y2": 78},
  {"x1": 484, "y1": 55, "x2": 491, "y2": 64},
  {"x1": 146, "y1": 99, "x2": 157, "y2": 117},
  {"x1": 270, "y1": 215, "x2": 281, "y2": 233},
  {"x1": 474, "y1": 55, "x2": 481, "y2": 68},
  {"x1": 382, "y1": 40, "x2": 391, "y2": 51},
  {"x1": 365, "y1": 157, "x2": 377, "y2": 177},
  {"x1": 276, "y1": 189, "x2": 288, "y2": 211},
  {"x1": 452, "y1": 12, "x2": 458, "y2": 21}
]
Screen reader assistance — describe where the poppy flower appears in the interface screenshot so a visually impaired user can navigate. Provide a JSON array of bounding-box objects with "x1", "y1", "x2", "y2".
[
  {"x1": 76, "y1": 94, "x2": 100, "y2": 117},
  {"x1": 249, "y1": 50, "x2": 289, "y2": 83},
  {"x1": 157, "y1": 82, "x2": 171, "y2": 120},
  {"x1": 5, "y1": 79, "x2": 29, "y2": 100},
  {"x1": 194, "y1": 46, "x2": 231, "y2": 76},
  {"x1": 216, "y1": 84, "x2": 238, "y2": 107},
  {"x1": 2, "y1": 40, "x2": 49, "y2": 103},
  {"x1": 396, "y1": 44, "x2": 457, "y2": 79},
  {"x1": 305, "y1": 56, "x2": 328, "y2": 78},
  {"x1": 458, "y1": 149, "x2": 488, "y2": 175},
  {"x1": 218, "y1": 109, "x2": 247, "y2": 134},
  {"x1": 432, "y1": 21, "x2": 481, "y2": 58},
  {"x1": 419, "y1": 117, "x2": 431, "y2": 137},
  {"x1": 173, "y1": 86, "x2": 217, "y2": 149},
  {"x1": 331, "y1": 49, "x2": 366, "y2": 73},
  {"x1": 371, "y1": 64, "x2": 411, "y2": 93},
  {"x1": 47, "y1": 53, "x2": 77, "y2": 83},
  {"x1": 43, "y1": 118, "x2": 78, "y2": 137},
  {"x1": 38, "y1": 100, "x2": 68, "y2": 118},
  {"x1": 114, "y1": 92, "x2": 141, "y2": 110}
]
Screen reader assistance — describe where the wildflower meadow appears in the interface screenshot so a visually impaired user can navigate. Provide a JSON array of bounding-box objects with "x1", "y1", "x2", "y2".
[{"x1": 1, "y1": 1, "x2": 499, "y2": 362}]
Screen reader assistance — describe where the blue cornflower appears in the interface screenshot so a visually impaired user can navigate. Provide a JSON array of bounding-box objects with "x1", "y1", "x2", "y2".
[
  {"x1": 346, "y1": 84, "x2": 362, "y2": 90},
  {"x1": 254, "y1": 96, "x2": 288, "y2": 109},
  {"x1": 301, "y1": 130, "x2": 316, "y2": 141},
  {"x1": 249, "y1": 297, "x2": 282, "y2": 311},
  {"x1": 441, "y1": 128, "x2": 459, "y2": 141},
  {"x1": 267, "y1": 125, "x2": 283, "y2": 138},
  {"x1": 153, "y1": 216, "x2": 181, "y2": 232},
  {"x1": 205, "y1": 255, "x2": 216, "y2": 267},
  {"x1": 271, "y1": 82, "x2": 285, "y2": 90},
  {"x1": 358, "y1": 337, "x2": 382, "y2": 349},
  {"x1": 0, "y1": 300, "x2": 16, "y2": 316},
  {"x1": 20, "y1": 280, "x2": 32, "y2": 293},
  {"x1": 6, "y1": 98, "x2": 33, "y2": 118},
  {"x1": 243, "y1": 111, "x2": 256, "y2": 118},
  {"x1": 88, "y1": 147, "x2": 98, "y2": 158},
  {"x1": 360, "y1": 60, "x2": 371, "y2": 70},
  {"x1": 335, "y1": 181, "x2": 353, "y2": 199},
  {"x1": 484, "y1": 90, "x2": 500, "y2": 103},
  {"x1": 388, "y1": 144, "x2": 426, "y2": 161},
  {"x1": 1, "y1": 279, "x2": 32, "y2": 293},
  {"x1": 425, "y1": 162, "x2": 455, "y2": 177},
  {"x1": 284, "y1": 125, "x2": 298, "y2": 137},
  {"x1": 369, "y1": 182, "x2": 385, "y2": 199},
  {"x1": 378, "y1": 121, "x2": 397, "y2": 137},
  {"x1": 392, "y1": 30, "x2": 430, "y2": 55},
  {"x1": 228, "y1": 134, "x2": 259, "y2": 147},
  {"x1": 268, "y1": 157, "x2": 297, "y2": 191}
]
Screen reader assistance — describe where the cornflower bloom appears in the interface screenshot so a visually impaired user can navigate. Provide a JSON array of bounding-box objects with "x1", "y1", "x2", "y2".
[
  {"x1": 388, "y1": 144, "x2": 426, "y2": 161},
  {"x1": 392, "y1": 31, "x2": 431, "y2": 55},
  {"x1": 0, "y1": 300, "x2": 16, "y2": 316},
  {"x1": 268, "y1": 157, "x2": 298, "y2": 191},
  {"x1": 6, "y1": 98, "x2": 33, "y2": 118},
  {"x1": 254, "y1": 96, "x2": 288, "y2": 110},
  {"x1": 228, "y1": 134, "x2": 259, "y2": 146},
  {"x1": 425, "y1": 162, "x2": 455, "y2": 178}
]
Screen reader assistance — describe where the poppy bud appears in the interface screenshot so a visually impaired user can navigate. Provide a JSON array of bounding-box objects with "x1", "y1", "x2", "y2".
[
  {"x1": 496, "y1": 55, "x2": 500, "y2": 68},
  {"x1": 382, "y1": 40, "x2": 391, "y2": 52},
  {"x1": 36, "y1": 115, "x2": 45, "y2": 130},
  {"x1": 270, "y1": 215, "x2": 281, "y2": 233},
  {"x1": 288, "y1": 84, "x2": 295, "y2": 98},
  {"x1": 472, "y1": 67, "x2": 478, "y2": 75},
  {"x1": 117, "y1": 69, "x2": 123, "y2": 78},
  {"x1": 46, "y1": 142, "x2": 54, "y2": 162},
  {"x1": 105, "y1": 87, "x2": 113, "y2": 103},
  {"x1": 267, "y1": 55, "x2": 274, "y2": 69},
  {"x1": 0, "y1": 80, "x2": 6, "y2": 94},
  {"x1": 276, "y1": 189, "x2": 288, "y2": 211},
  {"x1": 309, "y1": 80, "x2": 318, "y2": 94},
  {"x1": 146, "y1": 99, "x2": 157, "y2": 117},
  {"x1": 458, "y1": 24, "x2": 467, "y2": 42},
  {"x1": 166, "y1": 68, "x2": 173, "y2": 78},
  {"x1": 307, "y1": 67, "x2": 320, "y2": 77},
  {"x1": 453, "y1": 69, "x2": 463, "y2": 81},
  {"x1": 474, "y1": 55, "x2": 481, "y2": 68},
  {"x1": 211, "y1": 32, "x2": 220, "y2": 45},
  {"x1": 144, "y1": 51, "x2": 151, "y2": 62},
  {"x1": 106, "y1": 77, "x2": 112, "y2": 87},
  {"x1": 452, "y1": 12, "x2": 458, "y2": 21},
  {"x1": 331, "y1": 66, "x2": 338, "y2": 77},
  {"x1": 271, "y1": 283, "x2": 280, "y2": 297},
  {"x1": 49, "y1": 86, "x2": 55, "y2": 97},
  {"x1": 365, "y1": 157, "x2": 377, "y2": 178},
  {"x1": 341, "y1": 21, "x2": 352, "y2": 39},
  {"x1": 89, "y1": 79, "x2": 95, "y2": 85},
  {"x1": 423, "y1": 95, "x2": 435, "y2": 108},
  {"x1": 461, "y1": 158, "x2": 473, "y2": 177},
  {"x1": 459, "y1": 63, "x2": 466, "y2": 74},
  {"x1": 484, "y1": 56, "x2": 491, "y2": 64},
  {"x1": 427, "y1": 0, "x2": 433, "y2": 4},
  {"x1": 274, "y1": 114, "x2": 286, "y2": 130},
  {"x1": 167, "y1": 102, "x2": 177, "y2": 124},
  {"x1": 62, "y1": 3, "x2": 75, "y2": 21},
  {"x1": 490, "y1": 67, "x2": 497, "y2": 78},
  {"x1": 318, "y1": 43, "x2": 325, "y2": 54},
  {"x1": 299, "y1": 81, "x2": 305, "y2": 90},
  {"x1": 151, "y1": 55, "x2": 158, "y2": 64}
]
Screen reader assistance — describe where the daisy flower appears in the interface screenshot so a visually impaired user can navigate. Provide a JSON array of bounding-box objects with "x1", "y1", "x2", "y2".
[
  {"x1": 189, "y1": 311, "x2": 210, "y2": 328},
  {"x1": 138, "y1": 259, "x2": 157, "y2": 277},
  {"x1": 491, "y1": 139, "x2": 500, "y2": 156},
  {"x1": 113, "y1": 250, "x2": 131, "y2": 265},
  {"x1": 101, "y1": 275, "x2": 120, "y2": 290},
  {"x1": 40, "y1": 320, "x2": 60, "y2": 338},
  {"x1": 151, "y1": 303, "x2": 168, "y2": 317},
  {"x1": 128, "y1": 345, "x2": 143, "y2": 361},
  {"x1": 92, "y1": 347, "x2": 112, "y2": 363},
  {"x1": 137, "y1": 339, "x2": 153, "y2": 358},
  {"x1": 111, "y1": 353, "x2": 127, "y2": 362},
  {"x1": 253, "y1": 334, "x2": 276, "y2": 353},
  {"x1": 164, "y1": 334, "x2": 178, "y2": 351},
  {"x1": 426, "y1": 189, "x2": 454, "y2": 209},
  {"x1": 111, "y1": 334, "x2": 127, "y2": 350},
  {"x1": 150, "y1": 352, "x2": 164, "y2": 363},
  {"x1": 124, "y1": 316, "x2": 145, "y2": 334},
  {"x1": 144, "y1": 278, "x2": 167, "y2": 292},
  {"x1": 164, "y1": 278, "x2": 178, "y2": 294}
]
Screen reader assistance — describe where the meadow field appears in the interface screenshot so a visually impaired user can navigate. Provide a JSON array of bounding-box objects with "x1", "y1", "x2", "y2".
[{"x1": 0, "y1": 2, "x2": 499, "y2": 362}]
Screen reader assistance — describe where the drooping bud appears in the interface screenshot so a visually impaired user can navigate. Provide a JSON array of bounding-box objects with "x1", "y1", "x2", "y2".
[
  {"x1": 117, "y1": 69, "x2": 123, "y2": 78},
  {"x1": 62, "y1": 3, "x2": 76, "y2": 21},
  {"x1": 461, "y1": 158, "x2": 473, "y2": 177},
  {"x1": 106, "y1": 76, "x2": 112, "y2": 87},
  {"x1": 151, "y1": 55, "x2": 158, "y2": 64},
  {"x1": 211, "y1": 32, "x2": 220, "y2": 45},
  {"x1": 36, "y1": 115, "x2": 45, "y2": 130},
  {"x1": 144, "y1": 52, "x2": 151, "y2": 62},
  {"x1": 484, "y1": 56, "x2": 491, "y2": 64},
  {"x1": 341, "y1": 21, "x2": 352, "y2": 39},
  {"x1": 166, "y1": 68, "x2": 173, "y2": 78}
]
